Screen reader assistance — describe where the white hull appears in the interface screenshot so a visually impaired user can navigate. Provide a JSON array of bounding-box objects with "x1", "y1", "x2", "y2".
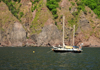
[{"x1": 52, "y1": 46, "x2": 83, "y2": 53}]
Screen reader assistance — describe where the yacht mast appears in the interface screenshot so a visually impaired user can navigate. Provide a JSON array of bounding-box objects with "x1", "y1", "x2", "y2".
[
  {"x1": 63, "y1": 16, "x2": 65, "y2": 48},
  {"x1": 73, "y1": 25, "x2": 75, "y2": 46}
]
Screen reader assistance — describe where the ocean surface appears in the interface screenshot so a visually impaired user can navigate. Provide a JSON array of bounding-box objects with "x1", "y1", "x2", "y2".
[{"x1": 0, "y1": 47, "x2": 100, "y2": 70}]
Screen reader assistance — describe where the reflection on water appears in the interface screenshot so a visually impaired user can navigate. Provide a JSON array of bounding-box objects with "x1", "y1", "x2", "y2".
[{"x1": 0, "y1": 47, "x2": 100, "y2": 70}]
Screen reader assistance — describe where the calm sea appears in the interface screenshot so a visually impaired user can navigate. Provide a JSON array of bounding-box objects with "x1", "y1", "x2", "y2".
[{"x1": 0, "y1": 47, "x2": 100, "y2": 70}]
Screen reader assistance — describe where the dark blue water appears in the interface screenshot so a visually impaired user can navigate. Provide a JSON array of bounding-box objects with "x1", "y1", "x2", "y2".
[{"x1": 0, "y1": 47, "x2": 100, "y2": 70}]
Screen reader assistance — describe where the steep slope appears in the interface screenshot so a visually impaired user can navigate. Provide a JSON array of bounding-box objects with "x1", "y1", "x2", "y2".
[
  {"x1": 55, "y1": 0, "x2": 100, "y2": 47},
  {"x1": 0, "y1": 1, "x2": 26, "y2": 47},
  {"x1": 0, "y1": 0, "x2": 100, "y2": 47}
]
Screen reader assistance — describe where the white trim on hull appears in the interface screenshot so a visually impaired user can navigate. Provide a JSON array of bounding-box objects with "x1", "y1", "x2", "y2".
[
  {"x1": 52, "y1": 47, "x2": 82, "y2": 53},
  {"x1": 52, "y1": 49, "x2": 82, "y2": 53}
]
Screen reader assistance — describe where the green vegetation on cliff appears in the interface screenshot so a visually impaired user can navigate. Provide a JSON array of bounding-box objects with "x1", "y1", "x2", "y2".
[
  {"x1": 1, "y1": 0, "x2": 22, "y2": 20},
  {"x1": 30, "y1": 0, "x2": 45, "y2": 34},
  {"x1": 46, "y1": 0, "x2": 61, "y2": 19},
  {"x1": 30, "y1": 0, "x2": 40, "y2": 12},
  {"x1": 81, "y1": 0, "x2": 100, "y2": 17}
]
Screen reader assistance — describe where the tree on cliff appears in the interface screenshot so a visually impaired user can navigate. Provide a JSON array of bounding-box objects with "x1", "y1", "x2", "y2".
[
  {"x1": 46, "y1": 0, "x2": 59, "y2": 19},
  {"x1": 82, "y1": 0, "x2": 100, "y2": 17}
]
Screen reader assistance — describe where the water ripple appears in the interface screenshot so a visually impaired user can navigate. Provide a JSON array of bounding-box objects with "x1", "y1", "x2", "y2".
[{"x1": 0, "y1": 47, "x2": 100, "y2": 70}]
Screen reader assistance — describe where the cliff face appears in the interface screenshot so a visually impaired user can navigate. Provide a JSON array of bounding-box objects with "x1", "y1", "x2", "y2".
[
  {"x1": 37, "y1": 24, "x2": 62, "y2": 47},
  {"x1": 10, "y1": 22, "x2": 26, "y2": 46},
  {"x1": 0, "y1": 0, "x2": 100, "y2": 47},
  {"x1": 0, "y1": 22, "x2": 26, "y2": 47}
]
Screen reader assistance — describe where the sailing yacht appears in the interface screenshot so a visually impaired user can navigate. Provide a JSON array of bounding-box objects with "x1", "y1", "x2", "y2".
[{"x1": 52, "y1": 16, "x2": 83, "y2": 53}]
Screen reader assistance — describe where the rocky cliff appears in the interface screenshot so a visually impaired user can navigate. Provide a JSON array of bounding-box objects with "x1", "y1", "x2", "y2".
[{"x1": 0, "y1": 0, "x2": 100, "y2": 47}]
